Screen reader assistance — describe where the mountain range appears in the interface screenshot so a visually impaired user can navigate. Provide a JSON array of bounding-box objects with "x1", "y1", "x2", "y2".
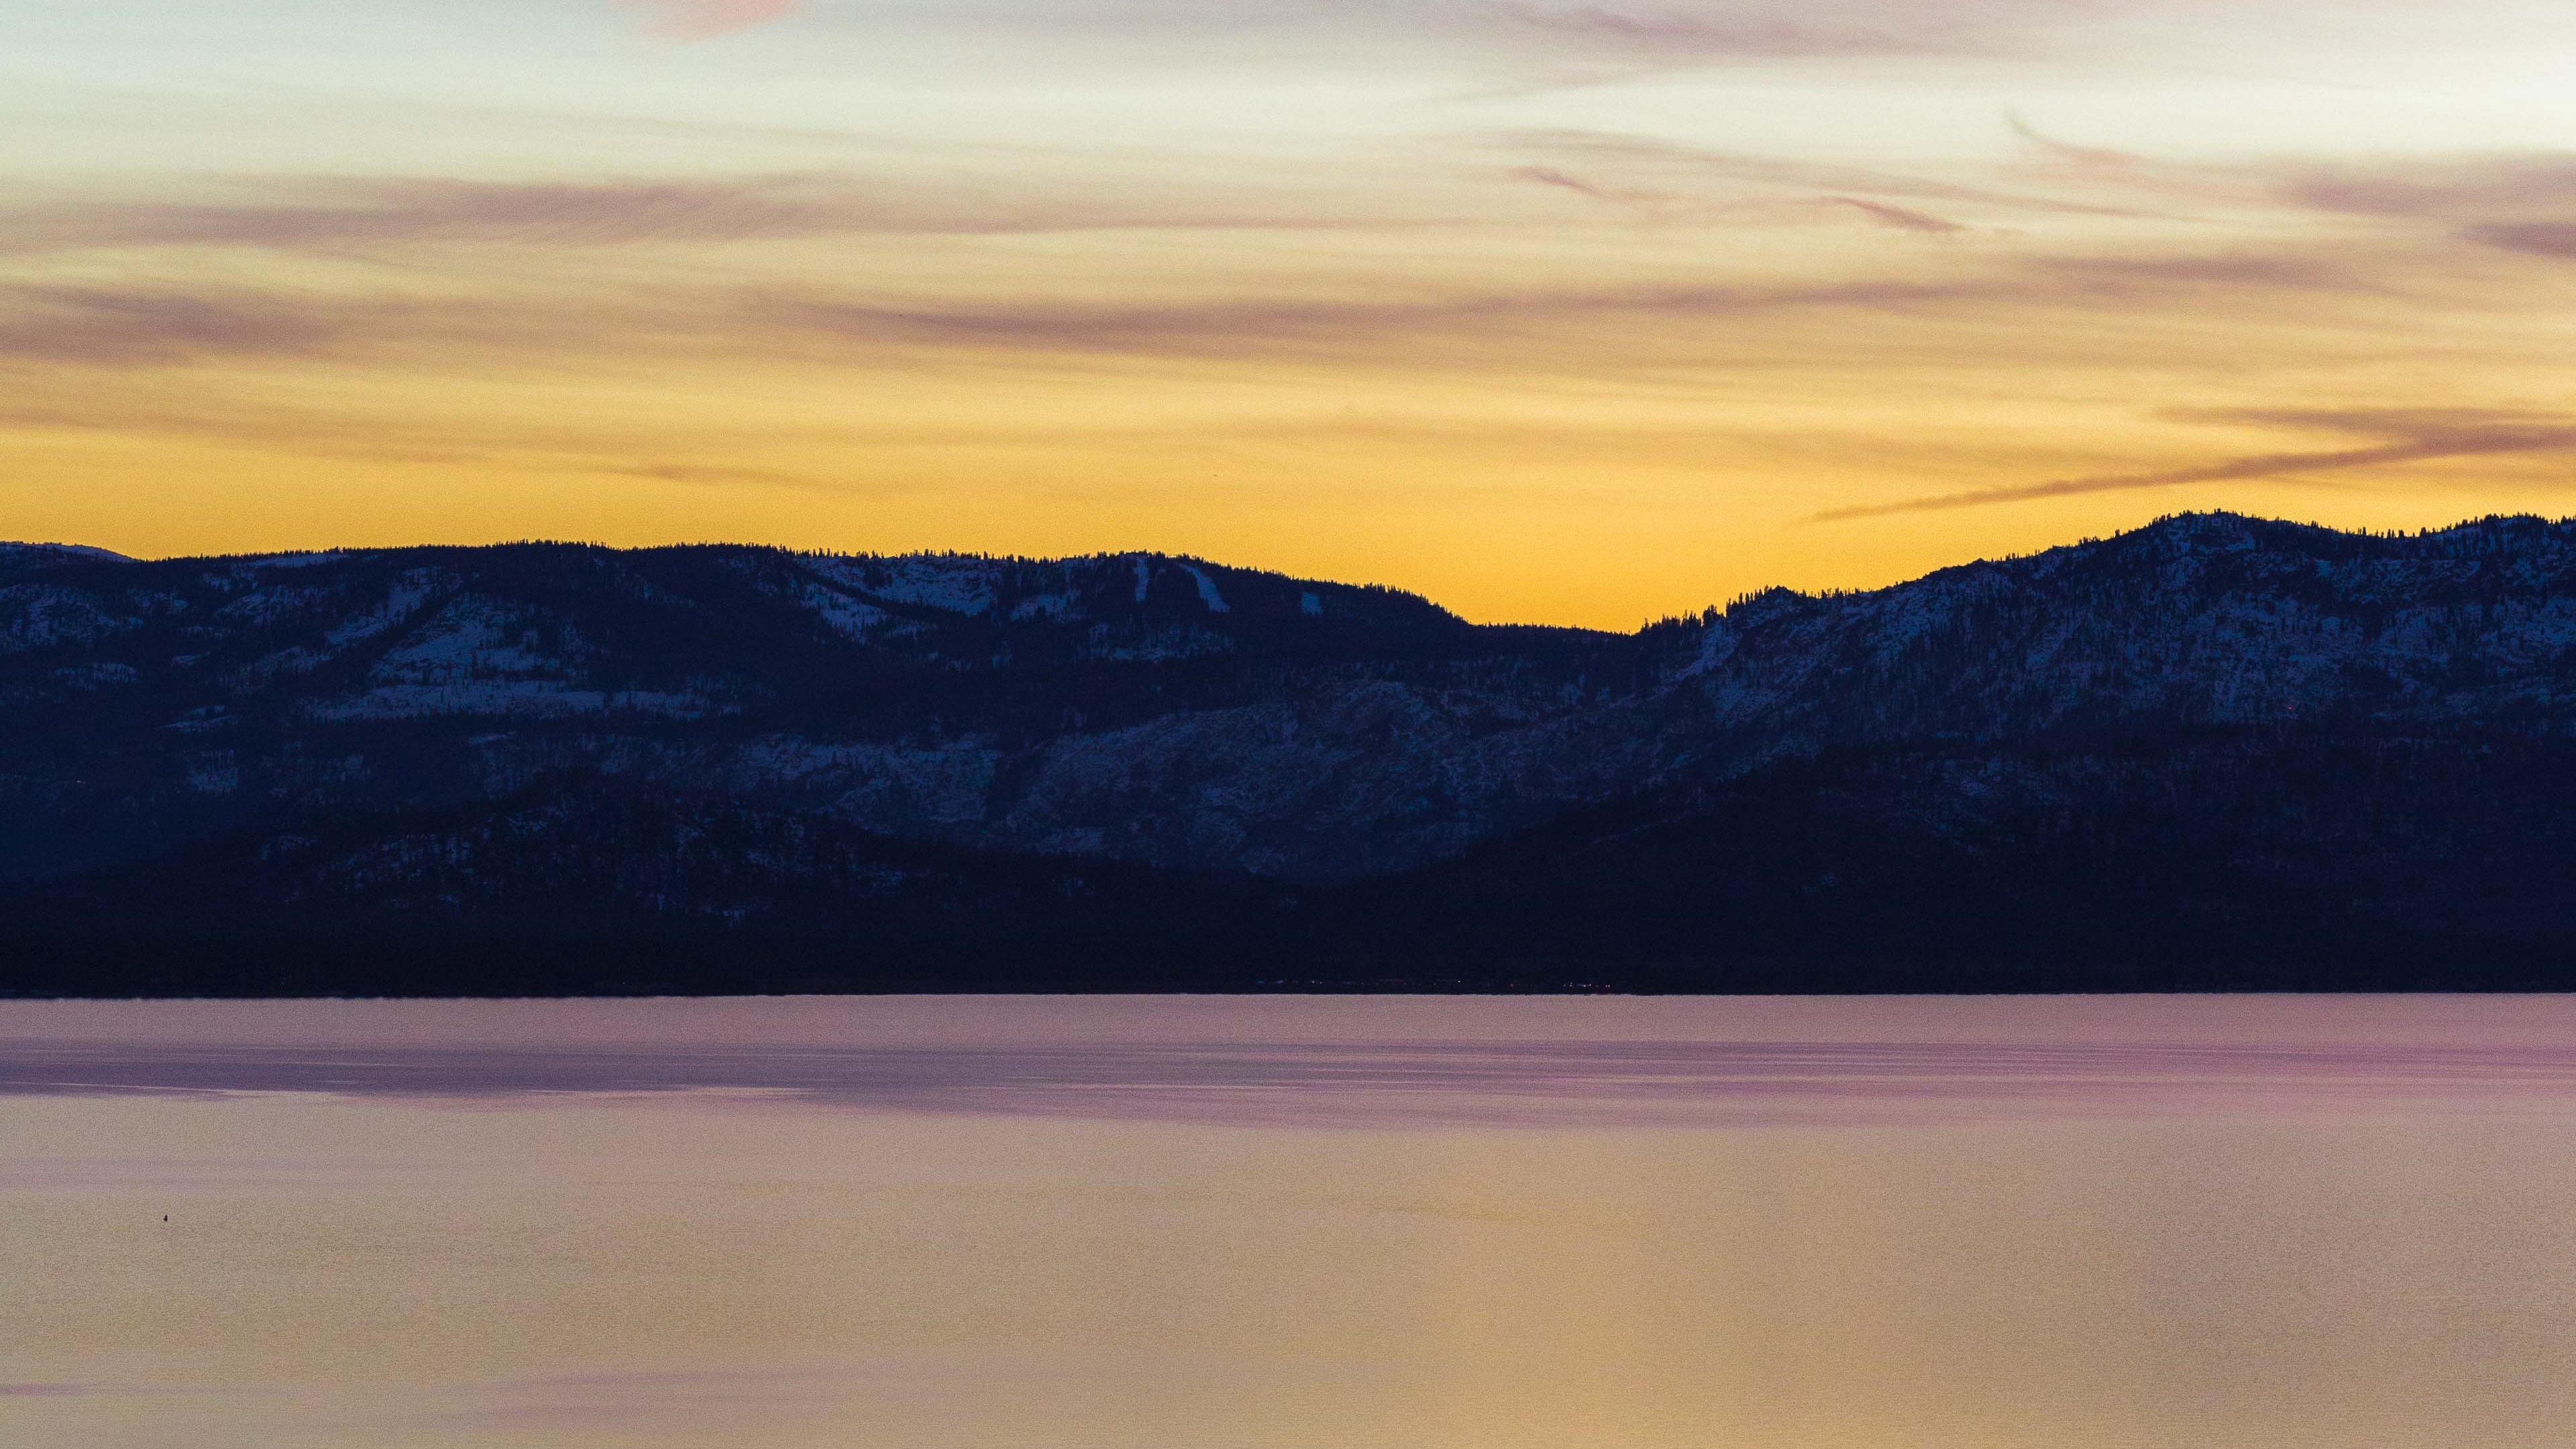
[{"x1": 6, "y1": 512, "x2": 2575, "y2": 994}]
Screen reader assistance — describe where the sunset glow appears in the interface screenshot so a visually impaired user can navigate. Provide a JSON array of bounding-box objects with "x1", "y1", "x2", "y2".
[{"x1": 8, "y1": 0, "x2": 2576, "y2": 623}]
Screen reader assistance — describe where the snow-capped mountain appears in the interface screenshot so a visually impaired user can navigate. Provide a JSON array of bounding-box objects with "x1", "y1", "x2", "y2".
[
  {"x1": 1667, "y1": 510, "x2": 2576, "y2": 753},
  {"x1": 7, "y1": 512, "x2": 2576, "y2": 902},
  {"x1": 0, "y1": 540, "x2": 1669, "y2": 881}
]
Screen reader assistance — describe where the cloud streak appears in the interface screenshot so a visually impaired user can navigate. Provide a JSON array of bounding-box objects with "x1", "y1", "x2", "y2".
[
  {"x1": 765, "y1": 277, "x2": 2004, "y2": 358},
  {"x1": 2005, "y1": 111, "x2": 2143, "y2": 173},
  {"x1": 2463, "y1": 221, "x2": 2576, "y2": 260},
  {"x1": 1818, "y1": 410, "x2": 2576, "y2": 519},
  {"x1": 2273, "y1": 154, "x2": 2576, "y2": 219},
  {"x1": 0, "y1": 285, "x2": 345, "y2": 368},
  {"x1": 1823, "y1": 196, "x2": 1968, "y2": 233},
  {"x1": 0, "y1": 228, "x2": 2390, "y2": 378},
  {"x1": 1481, "y1": 0, "x2": 2203, "y2": 66},
  {"x1": 623, "y1": 0, "x2": 801, "y2": 40},
  {"x1": 1512, "y1": 129, "x2": 2159, "y2": 219},
  {"x1": 0, "y1": 178, "x2": 851, "y2": 254},
  {"x1": 0, "y1": 173, "x2": 1404, "y2": 258},
  {"x1": 1507, "y1": 165, "x2": 1674, "y2": 203},
  {"x1": 17, "y1": 275, "x2": 1962, "y2": 373},
  {"x1": 1492, "y1": 4, "x2": 1935, "y2": 59}
]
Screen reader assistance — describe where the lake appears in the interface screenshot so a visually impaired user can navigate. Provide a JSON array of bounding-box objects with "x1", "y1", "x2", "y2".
[{"x1": 7, "y1": 994, "x2": 2576, "y2": 1448}]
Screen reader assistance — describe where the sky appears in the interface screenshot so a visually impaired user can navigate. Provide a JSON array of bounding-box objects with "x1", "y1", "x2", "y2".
[{"x1": 4, "y1": 1, "x2": 2575, "y2": 625}]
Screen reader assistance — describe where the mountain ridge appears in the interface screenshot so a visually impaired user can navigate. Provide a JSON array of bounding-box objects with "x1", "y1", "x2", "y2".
[{"x1": 7, "y1": 510, "x2": 2576, "y2": 991}]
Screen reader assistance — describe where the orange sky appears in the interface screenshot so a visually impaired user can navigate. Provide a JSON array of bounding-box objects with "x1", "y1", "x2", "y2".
[{"x1": 6, "y1": 0, "x2": 2576, "y2": 625}]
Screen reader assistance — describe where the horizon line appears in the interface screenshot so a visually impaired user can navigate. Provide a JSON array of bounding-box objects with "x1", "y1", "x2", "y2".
[{"x1": 10, "y1": 508, "x2": 2573, "y2": 633}]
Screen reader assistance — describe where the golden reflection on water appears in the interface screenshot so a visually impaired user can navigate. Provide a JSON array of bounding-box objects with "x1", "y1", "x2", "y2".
[{"x1": 5, "y1": 996, "x2": 2576, "y2": 1448}]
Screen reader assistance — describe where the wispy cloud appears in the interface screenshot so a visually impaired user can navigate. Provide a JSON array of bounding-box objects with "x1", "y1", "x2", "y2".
[
  {"x1": 2253, "y1": 153, "x2": 2576, "y2": 264},
  {"x1": 2273, "y1": 154, "x2": 2576, "y2": 219},
  {"x1": 0, "y1": 173, "x2": 1389, "y2": 257},
  {"x1": 1479, "y1": 0, "x2": 2229, "y2": 72},
  {"x1": 604, "y1": 462, "x2": 855, "y2": 494},
  {"x1": 765, "y1": 277, "x2": 1990, "y2": 358},
  {"x1": 2029, "y1": 252, "x2": 2371, "y2": 294},
  {"x1": 0, "y1": 285, "x2": 345, "y2": 368},
  {"x1": 621, "y1": 0, "x2": 801, "y2": 40},
  {"x1": 1511, "y1": 129, "x2": 2157, "y2": 219},
  {"x1": 1818, "y1": 409, "x2": 2576, "y2": 520},
  {"x1": 1507, "y1": 165, "x2": 1674, "y2": 204},
  {"x1": 0, "y1": 229, "x2": 2383, "y2": 377},
  {"x1": 15, "y1": 274, "x2": 1957, "y2": 374},
  {"x1": 1491, "y1": 3, "x2": 1934, "y2": 59},
  {"x1": 1822, "y1": 196, "x2": 1967, "y2": 233},
  {"x1": 2005, "y1": 111, "x2": 2142, "y2": 173},
  {"x1": 0, "y1": 178, "x2": 851, "y2": 254},
  {"x1": 2463, "y1": 221, "x2": 2576, "y2": 260},
  {"x1": 762, "y1": 242, "x2": 2369, "y2": 359}
]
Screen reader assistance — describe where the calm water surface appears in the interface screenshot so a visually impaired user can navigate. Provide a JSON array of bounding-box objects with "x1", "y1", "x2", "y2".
[{"x1": 7, "y1": 994, "x2": 2576, "y2": 1448}]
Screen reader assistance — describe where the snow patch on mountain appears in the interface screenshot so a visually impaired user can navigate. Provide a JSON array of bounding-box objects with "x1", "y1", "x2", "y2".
[
  {"x1": 802, "y1": 555, "x2": 1004, "y2": 616},
  {"x1": 54, "y1": 661, "x2": 138, "y2": 690},
  {"x1": 1010, "y1": 590, "x2": 1080, "y2": 621},
  {"x1": 1183, "y1": 564, "x2": 1230, "y2": 614},
  {"x1": 311, "y1": 681, "x2": 713, "y2": 722},
  {"x1": 215, "y1": 584, "x2": 337, "y2": 627},
  {"x1": 0, "y1": 586, "x2": 143, "y2": 655},
  {"x1": 327, "y1": 574, "x2": 447, "y2": 648},
  {"x1": 797, "y1": 582, "x2": 891, "y2": 640},
  {"x1": 182, "y1": 751, "x2": 241, "y2": 794}
]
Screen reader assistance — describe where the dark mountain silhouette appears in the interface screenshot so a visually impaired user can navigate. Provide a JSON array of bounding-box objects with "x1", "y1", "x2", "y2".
[{"x1": 5, "y1": 513, "x2": 2575, "y2": 993}]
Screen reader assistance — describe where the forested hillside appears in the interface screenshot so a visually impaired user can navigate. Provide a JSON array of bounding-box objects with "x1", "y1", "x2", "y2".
[{"x1": 7, "y1": 513, "x2": 2575, "y2": 991}]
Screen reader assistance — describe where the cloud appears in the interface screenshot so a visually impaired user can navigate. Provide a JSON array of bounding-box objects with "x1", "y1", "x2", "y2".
[
  {"x1": 2258, "y1": 153, "x2": 2576, "y2": 262},
  {"x1": 2004, "y1": 111, "x2": 2141, "y2": 172},
  {"x1": 0, "y1": 173, "x2": 1394, "y2": 258},
  {"x1": 763, "y1": 276, "x2": 1995, "y2": 359},
  {"x1": 1823, "y1": 197, "x2": 1967, "y2": 233},
  {"x1": 2029, "y1": 252, "x2": 2369, "y2": 294},
  {"x1": 0, "y1": 285, "x2": 345, "y2": 368},
  {"x1": 2273, "y1": 154, "x2": 2576, "y2": 219},
  {"x1": 622, "y1": 0, "x2": 800, "y2": 40},
  {"x1": 9, "y1": 272, "x2": 1957, "y2": 374},
  {"x1": 1505, "y1": 165, "x2": 1673, "y2": 203},
  {"x1": 1818, "y1": 409, "x2": 2576, "y2": 519},
  {"x1": 1491, "y1": 4, "x2": 1931, "y2": 58},
  {"x1": 759, "y1": 243, "x2": 2356, "y2": 360},
  {"x1": 2462, "y1": 221, "x2": 2576, "y2": 260},
  {"x1": 603, "y1": 462, "x2": 857, "y2": 495},
  {"x1": 1511, "y1": 129, "x2": 2158, "y2": 219},
  {"x1": 0, "y1": 225, "x2": 2375, "y2": 378},
  {"x1": 1481, "y1": 1, "x2": 2218, "y2": 70},
  {"x1": 0, "y1": 178, "x2": 852, "y2": 255}
]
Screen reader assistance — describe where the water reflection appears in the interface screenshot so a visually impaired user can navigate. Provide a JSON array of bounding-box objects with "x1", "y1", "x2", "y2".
[
  {"x1": 5, "y1": 996, "x2": 2575, "y2": 1448},
  {"x1": 13, "y1": 994, "x2": 2576, "y2": 1126}
]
